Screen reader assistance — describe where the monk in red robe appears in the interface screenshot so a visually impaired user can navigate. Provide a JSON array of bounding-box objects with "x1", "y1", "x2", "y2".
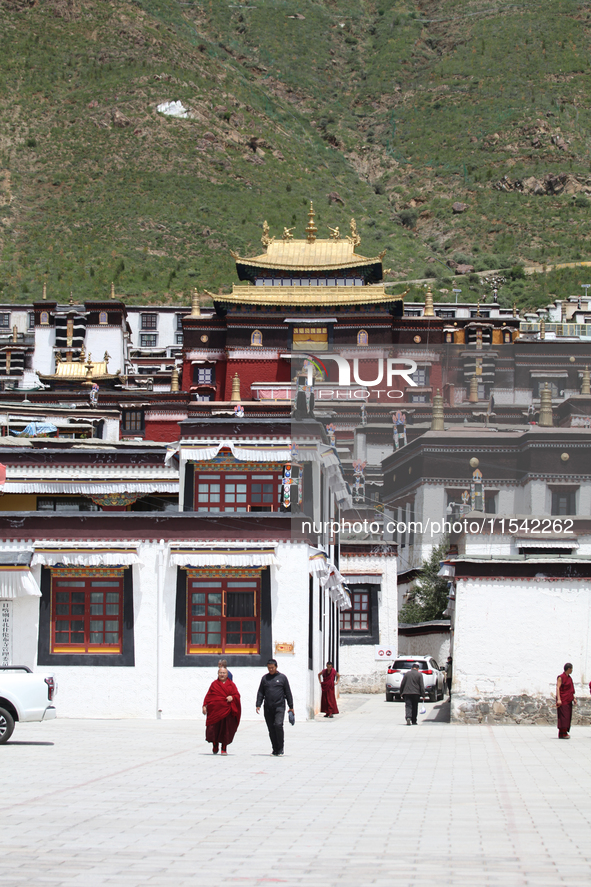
[
  {"x1": 202, "y1": 666, "x2": 241, "y2": 754},
  {"x1": 556, "y1": 662, "x2": 577, "y2": 739},
  {"x1": 318, "y1": 660, "x2": 340, "y2": 718}
]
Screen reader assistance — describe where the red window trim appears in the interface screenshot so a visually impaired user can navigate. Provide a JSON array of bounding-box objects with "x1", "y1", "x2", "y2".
[
  {"x1": 50, "y1": 568, "x2": 124, "y2": 654},
  {"x1": 340, "y1": 589, "x2": 370, "y2": 633},
  {"x1": 194, "y1": 468, "x2": 283, "y2": 513},
  {"x1": 186, "y1": 569, "x2": 261, "y2": 655}
]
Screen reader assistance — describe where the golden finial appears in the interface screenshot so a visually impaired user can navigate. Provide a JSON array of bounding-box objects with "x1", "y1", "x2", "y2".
[
  {"x1": 230, "y1": 372, "x2": 241, "y2": 402},
  {"x1": 328, "y1": 225, "x2": 340, "y2": 241},
  {"x1": 476, "y1": 300, "x2": 481, "y2": 317},
  {"x1": 12, "y1": 325, "x2": 17, "y2": 343},
  {"x1": 282, "y1": 226, "x2": 295, "y2": 241},
  {"x1": 111, "y1": 282, "x2": 115, "y2": 300},
  {"x1": 424, "y1": 286, "x2": 435, "y2": 317},
  {"x1": 582, "y1": 366, "x2": 590, "y2": 396},
  {"x1": 539, "y1": 382, "x2": 553, "y2": 427},
  {"x1": 190, "y1": 289, "x2": 201, "y2": 318},
  {"x1": 348, "y1": 218, "x2": 361, "y2": 247},
  {"x1": 69, "y1": 291, "x2": 74, "y2": 306},
  {"x1": 512, "y1": 301, "x2": 517, "y2": 317},
  {"x1": 539, "y1": 318, "x2": 545, "y2": 340},
  {"x1": 261, "y1": 220, "x2": 273, "y2": 247},
  {"x1": 431, "y1": 390, "x2": 444, "y2": 431},
  {"x1": 42, "y1": 281, "x2": 47, "y2": 300},
  {"x1": 171, "y1": 366, "x2": 180, "y2": 392},
  {"x1": 305, "y1": 202, "x2": 317, "y2": 243}
]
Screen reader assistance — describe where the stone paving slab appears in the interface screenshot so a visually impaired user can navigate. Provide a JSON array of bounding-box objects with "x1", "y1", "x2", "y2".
[{"x1": 1, "y1": 694, "x2": 591, "y2": 886}]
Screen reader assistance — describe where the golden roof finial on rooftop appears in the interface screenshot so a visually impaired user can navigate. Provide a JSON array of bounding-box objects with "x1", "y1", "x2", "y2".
[
  {"x1": 513, "y1": 301, "x2": 518, "y2": 317},
  {"x1": 111, "y1": 282, "x2": 116, "y2": 300},
  {"x1": 171, "y1": 366, "x2": 180, "y2": 393},
  {"x1": 305, "y1": 202, "x2": 317, "y2": 243},
  {"x1": 261, "y1": 220, "x2": 272, "y2": 247},
  {"x1": 191, "y1": 288, "x2": 201, "y2": 318},
  {"x1": 282, "y1": 226, "x2": 295, "y2": 241},
  {"x1": 348, "y1": 218, "x2": 361, "y2": 247},
  {"x1": 69, "y1": 291, "x2": 74, "y2": 306},
  {"x1": 424, "y1": 286, "x2": 435, "y2": 317},
  {"x1": 539, "y1": 382, "x2": 554, "y2": 427},
  {"x1": 328, "y1": 225, "x2": 340, "y2": 241},
  {"x1": 582, "y1": 366, "x2": 591, "y2": 396},
  {"x1": 42, "y1": 281, "x2": 47, "y2": 300}
]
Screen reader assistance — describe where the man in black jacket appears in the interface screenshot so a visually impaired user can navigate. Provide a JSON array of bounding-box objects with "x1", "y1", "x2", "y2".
[
  {"x1": 400, "y1": 662, "x2": 426, "y2": 726},
  {"x1": 256, "y1": 659, "x2": 294, "y2": 756}
]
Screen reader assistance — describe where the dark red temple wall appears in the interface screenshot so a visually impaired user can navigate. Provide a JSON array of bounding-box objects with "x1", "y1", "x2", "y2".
[
  {"x1": 224, "y1": 360, "x2": 283, "y2": 400},
  {"x1": 144, "y1": 420, "x2": 181, "y2": 442}
]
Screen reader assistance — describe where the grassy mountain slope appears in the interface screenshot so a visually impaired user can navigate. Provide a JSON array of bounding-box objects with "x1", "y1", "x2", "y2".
[{"x1": 0, "y1": 0, "x2": 590, "y2": 308}]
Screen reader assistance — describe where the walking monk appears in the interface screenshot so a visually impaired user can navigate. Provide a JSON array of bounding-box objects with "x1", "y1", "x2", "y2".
[
  {"x1": 556, "y1": 662, "x2": 577, "y2": 739},
  {"x1": 318, "y1": 660, "x2": 339, "y2": 718},
  {"x1": 202, "y1": 665, "x2": 241, "y2": 755}
]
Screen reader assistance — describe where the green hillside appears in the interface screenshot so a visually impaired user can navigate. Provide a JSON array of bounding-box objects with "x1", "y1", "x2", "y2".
[{"x1": 0, "y1": 0, "x2": 590, "y2": 308}]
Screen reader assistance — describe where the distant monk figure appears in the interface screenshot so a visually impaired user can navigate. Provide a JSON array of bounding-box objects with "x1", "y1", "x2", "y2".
[
  {"x1": 318, "y1": 660, "x2": 340, "y2": 718},
  {"x1": 556, "y1": 662, "x2": 577, "y2": 739},
  {"x1": 202, "y1": 665, "x2": 241, "y2": 755}
]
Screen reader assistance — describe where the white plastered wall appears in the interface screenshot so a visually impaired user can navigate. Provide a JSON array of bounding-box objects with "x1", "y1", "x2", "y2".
[
  {"x1": 338, "y1": 553, "x2": 397, "y2": 692},
  {"x1": 453, "y1": 577, "x2": 591, "y2": 701}
]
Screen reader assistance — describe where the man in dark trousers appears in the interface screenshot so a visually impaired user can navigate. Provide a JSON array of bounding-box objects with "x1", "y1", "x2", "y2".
[
  {"x1": 256, "y1": 659, "x2": 294, "y2": 756},
  {"x1": 400, "y1": 662, "x2": 426, "y2": 726}
]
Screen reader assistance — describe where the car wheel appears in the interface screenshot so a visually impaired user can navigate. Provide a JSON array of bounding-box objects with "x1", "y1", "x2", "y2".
[
  {"x1": 386, "y1": 692, "x2": 395, "y2": 702},
  {"x1": 0, "y1": 707, "x2": 15, "y2": 744}
]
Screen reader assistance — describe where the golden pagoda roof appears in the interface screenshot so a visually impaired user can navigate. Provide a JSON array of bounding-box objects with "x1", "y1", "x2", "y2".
[
  {"x1": 233, "y1": 239, "x2": 384, "y2": 272},
  {"x1": 54, "y1": 360, "x2": 109, "y2": 378},
  {"x1": 220, "y1": 284, "x2": 402, "y2": 307}
]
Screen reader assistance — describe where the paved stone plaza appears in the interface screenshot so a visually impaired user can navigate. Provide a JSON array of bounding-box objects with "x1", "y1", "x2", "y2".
[{"x1": 2, "y1": 694, "x2": 591, "y2": 887}]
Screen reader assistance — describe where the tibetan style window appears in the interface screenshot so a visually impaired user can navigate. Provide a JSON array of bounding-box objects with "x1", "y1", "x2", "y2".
[
  {"x1": 195, "y1": 470, "x2": 282, "y2": 512},
  {"x1": 0, "y1": 313, "x2": 10, "y2": 328},
  {"x1": 357, "y1": 330, "x2": 368, "y2": 346},
  {"x1": 410, "y1": 366, "x2": 429, "y2": 387},
  {"x1": 99, "y1": 311, "x2": 108, "y2": 325},
  {"x1": 28, "y1": 312, "x2": 35, "y2": 329},
  {"x1": 40, "y1": 311, "x2": 49, "y2": 325},
  {"x1": 340, "y1": 590, "x2": 370, "y2": 632},
  {"x1": 194, "y1": 366, "x2": 214, "y2": 385},
  {"x1": 551, "y1": 489, "x2": 577, "y2": 516},
  {"x1": 176, "y1": 333, "x2": 183, "y2": 345},
  {"x1": 140, "y1": 313, "x2": 158, "y2": 330},
  {"x1": 51, "y1": 570, "x2": 124, "y2": 654},
  {"x1": 38, "y1": 567, "x2": 135, "y2": 667},
  {"x1": 140, "y1": 333, "x2": 158, "y2": 348},
  {"x1": 339, "y1": 585, "x2": 379, "y2": 645},
  {"x1": 292, "y1": 327, "x2": 328, "y2": 352},
  {"x1": 251, "y1": 330, "x2": 263, "y2": 347},
  {"x1": 176, "y1": 314, "x2": 184, "y2": 330},
  {"x1": 186, "y1": 571, "x2": 260, "y2": 654},
  {"x1": 122, "y1": 409, "x2": 144, "y2": 433}
]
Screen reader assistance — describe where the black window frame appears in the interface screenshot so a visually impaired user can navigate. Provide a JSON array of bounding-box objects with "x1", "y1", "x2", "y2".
[
  {"x1": 551, "y1": 489, "x2": 577, "y2": 516},
  {"x1": 140, "y1": 313, "x2": 158, "y2": 330},
  {"x1": 140, "y1": 333, "x2": 158, "y2": 348},
  {"x1": 339, "y1": 585, "x2": 379, "y2": 646},
  {"x1": 37, "y1": 566, "x2": 135, "y2": 667},
  {"x1": 173, "y1": 567, "x2": 272, "y2": 667},
  {"x1": 122, "y1": 409, "x2": 145, "y2": 433}
]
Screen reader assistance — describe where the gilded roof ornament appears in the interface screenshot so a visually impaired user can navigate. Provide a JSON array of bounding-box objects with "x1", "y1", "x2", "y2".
[
  {"x1": 282, "y1": 226, "x2": 295, "y2": 241},
  {"x1": 261, "y1": 220, "x2": 274, "y2": 247},
  {"x1": 378, "y1": 249, "x2": 387, "y2": 260},
  {"x1": 229, "y1": 249, "x2": 239, "y2": 260},
  {"x1": 328, "y1": 225, "x2": 340, "y2": 241},
  {"x1": 348, "y1": 218, "x2": 361, "y2": 247},
  {"x1": 305, "y1": 202, "x2": 317, "y2": 243}
]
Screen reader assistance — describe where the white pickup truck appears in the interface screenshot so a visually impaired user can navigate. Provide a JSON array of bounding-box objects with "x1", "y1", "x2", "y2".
[{"x1": 0, "y1": 666, "x2": 57, "y2": 743}]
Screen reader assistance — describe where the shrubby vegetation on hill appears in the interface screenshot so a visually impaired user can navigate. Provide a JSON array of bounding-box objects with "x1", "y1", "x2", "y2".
[{"x1": 0, "y1": 0, "x2": 589, "y2": 306}]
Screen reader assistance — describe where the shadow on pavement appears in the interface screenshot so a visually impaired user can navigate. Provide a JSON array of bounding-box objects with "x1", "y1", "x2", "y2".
[{"x1": 423, "y1": 700, "x2": 451, "y2": 724}]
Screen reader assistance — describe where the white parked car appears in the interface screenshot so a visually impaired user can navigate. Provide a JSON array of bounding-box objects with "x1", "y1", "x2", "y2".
[
  {"x1": 0, "y1": 666, "x2": 57, "y2": 744},
  {"x1": 385, "y1": 656, "x2": 445, "y2": 703}
]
